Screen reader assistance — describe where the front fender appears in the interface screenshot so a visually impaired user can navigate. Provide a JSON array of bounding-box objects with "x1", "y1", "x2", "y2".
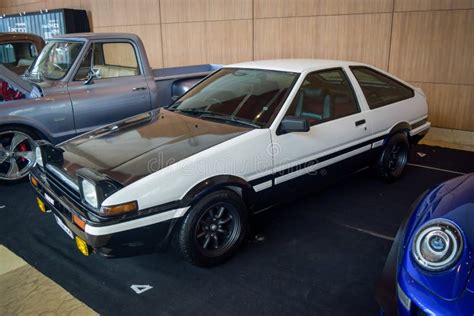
[
  {"x1": 181, "y1": 175, "x2": 257, "y2": 209},
  {"x1": 0, "y1": 114, "x2": 51, "y2": 141}
]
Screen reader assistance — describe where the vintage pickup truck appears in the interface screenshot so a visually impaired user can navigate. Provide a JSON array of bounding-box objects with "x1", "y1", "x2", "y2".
[
  {"x1": 0, "y1": 32, "x2": 46, "y2": 75},
  {"x1": 0, "y1": 32, "x2": 220, "y2": 182}
]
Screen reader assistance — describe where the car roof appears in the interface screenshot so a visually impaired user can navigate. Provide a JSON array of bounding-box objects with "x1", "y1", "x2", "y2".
[
  {"x1": 51, "y1": 32, "x2": 141, "y2": 42},
  {"x1": 0, "y1": 32, "x2": 44, "y2": 42},
  {"x1": 225, "y1": 59, "x2": 367, "y2": 73}
]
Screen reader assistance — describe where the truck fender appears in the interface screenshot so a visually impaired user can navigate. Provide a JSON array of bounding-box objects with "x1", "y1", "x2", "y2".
[{"x1": 0, "y1": 115, "x2": 51, "y2": 141}]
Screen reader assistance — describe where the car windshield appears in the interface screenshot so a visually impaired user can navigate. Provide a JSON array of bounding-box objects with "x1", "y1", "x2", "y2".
[
  {"x1": 170, "y1": 68, "x2": 299, "y2": 127},
  {"x1": 26, "y1": 41, "x2": 84, "y2": 81}
]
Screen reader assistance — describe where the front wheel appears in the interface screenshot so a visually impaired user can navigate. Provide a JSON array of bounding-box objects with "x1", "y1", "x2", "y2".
[
  {"x1": 175, "y1": 190, "x2": 247, "y2": 267},
  {"x1": 0, "y1": 128, "x2": 38, "y2": 183},
  {"x1": 375, "y1": 132, "x2": 410, "y2": 182}
]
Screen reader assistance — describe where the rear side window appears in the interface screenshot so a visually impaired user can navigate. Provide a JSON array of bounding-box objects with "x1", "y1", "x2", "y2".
[
  {"x1": 350, "y1": 67, "x2": 414, "y2": 109},
  {"x1": 0, "y1": 44, "x2": 16, "y2": 63}
]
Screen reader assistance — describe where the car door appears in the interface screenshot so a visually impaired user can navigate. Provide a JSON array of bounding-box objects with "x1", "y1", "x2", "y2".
[
  {"x1": 271, "y1": 67, "x2": 372, "y2": 185},
  {"x1": 67, "y1": 41, "x2": 152, "y2": 134}
]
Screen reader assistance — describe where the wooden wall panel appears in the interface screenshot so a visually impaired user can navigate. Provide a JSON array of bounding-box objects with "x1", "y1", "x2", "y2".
[
  {"x1": 2, "y1": 0, "x2": 41, "y2": 6},
  {"x1": 44, "y1": 0, "x2": 82, "y2": 9},
  {"x1": 254, "y1": 0, "x2": 393, "y2": 18},
  {"x1": 0, "y1": 1, "x2": 43, "y2": 14},
  {"x1": 90, "y1": 0, "x2": 161, "y2": 27},
  {"x1": 254, "y1": 14, "x2": 392, "y2": 70},
  {"x1": 162, "y1": 19, "x2": 252, "y2": 67},
  {"x1": 94, "y1": 24, "x2": 163, "y2": 68},
  {"x1": 414, "y1": 82, "x2": 474, "y2": 131},
  {"x1": 389, "y1": 10, "x2": 474, "y2": 85},
  {"x1": 395, "y1": 0, "x2": 474, "y2": 11},
  {"x1": 161, "y1": 0, "x2": 252, "y2": 23},
  {"x1": 1, "y1": 0, "x2": 473, "y2": 132}
]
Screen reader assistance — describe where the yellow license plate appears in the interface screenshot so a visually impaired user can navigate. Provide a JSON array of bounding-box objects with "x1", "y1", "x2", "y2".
[
  {"x1": 36, "y1": 197, "x2": 46, "y2": 213},
  {"x1": 75, "y1": 236, "x2": 89, "y2": 256}
]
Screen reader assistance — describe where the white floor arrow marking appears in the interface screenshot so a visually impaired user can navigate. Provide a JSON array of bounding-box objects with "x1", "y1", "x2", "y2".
[{"x1": 131, "y1": 284, "x2": 153, "y2": 294}]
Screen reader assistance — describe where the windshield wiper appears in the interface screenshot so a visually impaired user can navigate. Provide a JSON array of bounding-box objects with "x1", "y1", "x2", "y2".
[
  {"x1": 171, "y1": 108, "x2": 260, "y2": 128},
  {"x1": 173, "y1": 108, "x2": 211, "y2": 116},
  {"x1": 199, "y1": 114, "x2": 261, "y2": 128}
]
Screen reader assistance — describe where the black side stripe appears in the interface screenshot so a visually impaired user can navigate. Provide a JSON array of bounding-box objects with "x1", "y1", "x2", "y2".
[{"x1": 249, "y1": 135, "x2": 386, "y2": 186}]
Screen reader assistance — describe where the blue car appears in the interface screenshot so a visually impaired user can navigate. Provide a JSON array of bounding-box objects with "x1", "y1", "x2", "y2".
[{"x1": 376, "y1": 173, "x2": 474, "y2": 315}]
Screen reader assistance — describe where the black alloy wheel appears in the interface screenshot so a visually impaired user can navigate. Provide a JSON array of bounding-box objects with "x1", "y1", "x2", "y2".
[
  {"x1": 194, "y1": 203, "x2": 241, "y2": 257},
  {"x1": 375, "y1": 132, "x2": 410, "y2": 182},
  {"x1": 175, "y1": 190, "x2": 247, "y2": 266}
]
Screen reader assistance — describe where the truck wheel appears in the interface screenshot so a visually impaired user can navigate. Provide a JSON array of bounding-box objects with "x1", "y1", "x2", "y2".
[
  {"x1": 175, "y1": 190, "x2": 247, "y2": 267},
  {"x1": 375, "y1": 132, "x2": 410, "y2": 182},
  {"x1": 0, "y1": 127, "x2": 38, "y2": 184}
]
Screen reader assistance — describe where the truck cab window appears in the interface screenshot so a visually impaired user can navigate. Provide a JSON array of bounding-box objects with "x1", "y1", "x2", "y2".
[
  {"x1": 74, "y1": 42, "x2": 140, "y2": 81},
  {"x1": 0, "y1": 42, "x2": 39, "y2": 70}
]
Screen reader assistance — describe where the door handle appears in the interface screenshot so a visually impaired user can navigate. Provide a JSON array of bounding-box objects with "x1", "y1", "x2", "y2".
[
  {"x1": 355, "y1": 119, "x2": 366, "y2": 127},
  {"x1": 132, "y1": 87, "x2": 147, "y2": 91}
]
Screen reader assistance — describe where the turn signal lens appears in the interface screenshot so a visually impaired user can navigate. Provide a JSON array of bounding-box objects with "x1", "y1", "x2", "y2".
[
  {"x1": 36, "y1": 197, "x2": 46, "y2": 213},
  {"x1": 101, "y1": 201, "x2": 138, "y2": 216},
  {"x1": 73, "y1": 214, "x2": 86, "y2": 231},
  {"x1": 31, "y1": 176, "x2": 38, "y2": 187},
  {"x1": 75, "y1": 236, "x2": 89, "y2": 256}
]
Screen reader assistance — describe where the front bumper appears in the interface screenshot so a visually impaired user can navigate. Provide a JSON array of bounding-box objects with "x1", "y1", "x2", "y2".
[
  {"x1": 396, "y1": 267, "x2": 474, "y2": 316},
  {"x1": 30, "y1": 167, "x2": 176, "y2": 256},
  {"x1": 375, "y1": 191, "x2": 425, "y2": 316}
]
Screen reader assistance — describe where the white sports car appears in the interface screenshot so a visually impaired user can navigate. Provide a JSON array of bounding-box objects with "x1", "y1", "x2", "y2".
[{"x1": 31, "y1": 59, "x2": 430, "y2": 266}]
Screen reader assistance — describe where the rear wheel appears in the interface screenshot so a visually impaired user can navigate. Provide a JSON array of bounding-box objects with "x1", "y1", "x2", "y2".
[
  {"x1": 0, "y1": 127, "x2": 38, "y2": 183},
  {"x1": 175, "y1": 190, "x2": 247, "y2": 267},
  {"x1": 375, "y1": 132, "x2": 410, "y2": 182}
]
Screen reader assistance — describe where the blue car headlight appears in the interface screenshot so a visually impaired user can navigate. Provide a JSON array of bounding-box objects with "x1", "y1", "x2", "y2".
[{"x1": 412, "y1": 220, "x2": 463, "y2": 272}]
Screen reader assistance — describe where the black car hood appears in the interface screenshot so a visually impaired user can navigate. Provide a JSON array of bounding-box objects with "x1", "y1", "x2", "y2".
[{"x1": 59, "y1": 109, "x2": 251, "y2": 185}]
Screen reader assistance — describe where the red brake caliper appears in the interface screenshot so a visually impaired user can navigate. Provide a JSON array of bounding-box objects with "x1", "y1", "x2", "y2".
[
  {"x1": 18, "y1": 143, "x2": 28, "y2": 163},
  {"x1": 1, "y1": 80, "x2": 25, "y2": 101}
]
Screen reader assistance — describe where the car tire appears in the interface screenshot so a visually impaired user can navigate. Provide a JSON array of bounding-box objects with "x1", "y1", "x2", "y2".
[
  {"x1": 175, "y1": 190, "x2": 248, "y2": 267},
  {"x1": 375, "y1": 132, "x2": 410, "y2": 182},
  {"x1": 0, "y1": 126, "x2": 39, "y2": 184}
]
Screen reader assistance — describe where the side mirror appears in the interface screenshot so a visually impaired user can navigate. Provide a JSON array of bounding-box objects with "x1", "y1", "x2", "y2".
[
  {"x1": 277, "y1": 116, "x2": 310, "y2": 135},
  {"x1": 83, "y1": 68, "x2": 100, "y2": 85}
]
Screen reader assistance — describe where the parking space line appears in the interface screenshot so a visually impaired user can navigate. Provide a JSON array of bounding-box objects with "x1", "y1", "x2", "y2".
[
  {"x1": 337, "y1": 223, "x2": 395, "y2": 241},
  {"x1": 407, "y1": 163, "x2": 467, "y2": 175}
]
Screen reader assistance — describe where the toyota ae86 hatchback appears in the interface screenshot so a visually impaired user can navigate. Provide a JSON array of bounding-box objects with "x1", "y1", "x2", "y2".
[{"x1": 30, "y1": 59, "x2": 431, "y2": 266}]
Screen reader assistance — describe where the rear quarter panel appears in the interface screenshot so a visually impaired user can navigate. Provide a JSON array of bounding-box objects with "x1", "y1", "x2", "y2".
[{"x1": 366, "y1": 92, "x2": 428, "y2": 137}]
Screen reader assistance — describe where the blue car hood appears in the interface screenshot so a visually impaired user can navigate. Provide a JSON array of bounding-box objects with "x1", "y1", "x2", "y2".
[{"x1": 404, "y1": 173, "x2": 474, "y2": 300}]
